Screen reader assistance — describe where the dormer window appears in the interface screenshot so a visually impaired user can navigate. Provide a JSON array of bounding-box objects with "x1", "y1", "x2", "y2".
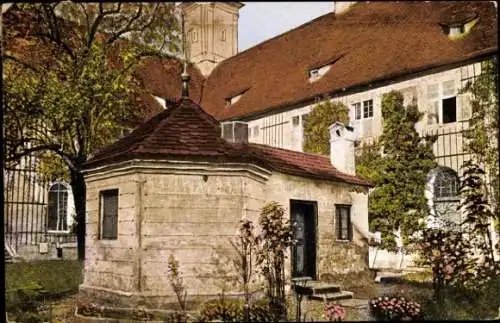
[
  {"x1": 439, "y1": 14, "x2": 479, "y2": 40},
  {"x1": 308, "y1": 64, "x2": 331, "y2": 82},
  {"x1": 225, "y1": 93, "x2": 242, "y2": 106},
  {"x1": 191, "y1": 29, "x2": 198, "y2": 42},
  {"x1": 225, "y1": 88, "x2": 249, "y2": 107},
  {"x1": 307, "y1": 54, "x2": 345, "y2": 83}
]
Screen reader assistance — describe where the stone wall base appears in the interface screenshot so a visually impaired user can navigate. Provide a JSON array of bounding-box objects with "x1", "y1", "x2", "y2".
[
  {"x1": 78, "y1": 284, "x2": 254, "y2": 311},
  {"x1": 15, "y1": 243, "x2": 77, "y2": 261}
]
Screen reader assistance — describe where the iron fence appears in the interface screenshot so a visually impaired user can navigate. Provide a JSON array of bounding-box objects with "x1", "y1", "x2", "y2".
[{"x1": 4, "y1": 153, "x2": 76, "y2": 252}]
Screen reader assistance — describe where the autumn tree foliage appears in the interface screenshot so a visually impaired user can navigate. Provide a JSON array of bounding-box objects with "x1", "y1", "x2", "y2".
[{"x1": 3, "y1": 3, "x2": 181, "y2": 260}]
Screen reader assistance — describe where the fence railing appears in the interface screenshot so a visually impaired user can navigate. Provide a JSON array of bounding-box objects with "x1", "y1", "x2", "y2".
[{"x1": 4, "y1": 153, "x2": 76, "y2": 252}]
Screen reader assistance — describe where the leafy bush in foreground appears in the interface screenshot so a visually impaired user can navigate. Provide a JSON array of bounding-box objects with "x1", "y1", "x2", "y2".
[{"x1": 197, "y1": 297, "x2": 275, "y2": 322}]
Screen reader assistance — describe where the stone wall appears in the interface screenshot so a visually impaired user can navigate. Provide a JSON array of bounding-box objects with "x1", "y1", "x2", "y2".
[
  {"x1": 81, "y1": 161, "x2": 369, "y2": 308},
  {"x1": 255, "y1": 173, "x2": 370, "y2": 280},
  {"x1": 83, "y1": 172, "x2": 140, "y2": 297},
  {"x1": 140, "y1": 172, "x2": 246, "y2": 298}
]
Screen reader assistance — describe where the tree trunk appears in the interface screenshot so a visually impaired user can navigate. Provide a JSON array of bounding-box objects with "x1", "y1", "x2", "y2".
[{"x1": 71, "y1": 170, "x2": 86, "y2": 261}]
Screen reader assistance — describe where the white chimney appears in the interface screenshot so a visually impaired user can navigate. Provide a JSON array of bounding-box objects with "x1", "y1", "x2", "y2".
[
  {"x1": 329, "y1": 122, "x2": 357, "y2": 175},
  {"x1": 333, "y1": 2, "x2": 357, "y2": 15}
]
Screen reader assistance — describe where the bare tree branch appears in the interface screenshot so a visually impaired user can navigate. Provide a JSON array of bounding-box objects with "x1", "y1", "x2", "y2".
[{"x1": 105, "y1": 3, "x2": 143, "y2": 45}]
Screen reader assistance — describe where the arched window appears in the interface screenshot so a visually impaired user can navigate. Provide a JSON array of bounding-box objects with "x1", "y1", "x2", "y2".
[
  {"x1": 47, "y1": 182, "x2": 69, "y2": 231},
  {"x1": 433, "y1": 167, "x2": 459, "y2": 200},
  {"x1": 426, "y1": 167, "x2": 461, "y2": 231}
]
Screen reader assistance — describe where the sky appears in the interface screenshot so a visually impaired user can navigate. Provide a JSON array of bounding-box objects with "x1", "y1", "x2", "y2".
[{"x1": 238, "y1": 2, "x2": 333, "y2": 51}]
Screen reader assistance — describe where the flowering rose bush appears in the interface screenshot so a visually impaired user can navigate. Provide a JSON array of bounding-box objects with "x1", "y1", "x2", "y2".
[
  {"x1": 324, "y1": 302, "x2": 346, "y2": 322},
  {"x1": 369, "y1": 295, "x2": 421, "y2": 321},
  {"x1": 414, "y1": 228, "x2": 477, "y2": 294}
]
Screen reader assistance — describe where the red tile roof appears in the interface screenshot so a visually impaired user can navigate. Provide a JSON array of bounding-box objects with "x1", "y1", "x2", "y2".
[
  {"x1": 199, "y1": 1, "x2": 497, "y2": 120},
  {"x1": 84, "y1": 98, "x2": 371, "y2": 187}
]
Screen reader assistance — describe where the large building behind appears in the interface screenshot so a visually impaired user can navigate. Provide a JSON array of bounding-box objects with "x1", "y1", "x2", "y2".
[{"x1": 3, "y1": 1, "x2": 498, "y2": 264}]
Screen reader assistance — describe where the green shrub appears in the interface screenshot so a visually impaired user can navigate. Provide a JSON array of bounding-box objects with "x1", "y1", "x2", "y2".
[
  {"x1": 6, "y1": 260, "x2": 82, "y2": 296},
  {"x1": 7, "y1": 289, "x2": 49, "y2": 323},
  {"x1": 77, "y1": 302, "x2": 188, "y2": 322},
  {"x1": 197, "y1": 297, "x2": 275, "y2": 322}
]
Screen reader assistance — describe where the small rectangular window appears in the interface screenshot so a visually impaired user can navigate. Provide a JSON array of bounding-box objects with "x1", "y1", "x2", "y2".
[
  {"x1": 363, "y1": 99, "x2": 373, "y2": 118},
  {"x1": 292, "y1": 116, "x2": 300, "y2": 127},
  {"x1": 353, "y1": 102, "x2": 362, "y2": 120},
  {"x1": 442, "y1": 97, "x2": 457, "y2": 124},
  {"x1": 335, "y1": 205, "x2": 352, "y2": 241},
  {"x1": 253, "y1": 126, "x2": 259, "y2": 137},
  {"x1": 100, "y1": 189, "x2": 118, "y2": 240}
]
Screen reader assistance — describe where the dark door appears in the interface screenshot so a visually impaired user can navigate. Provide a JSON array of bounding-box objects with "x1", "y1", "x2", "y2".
[{"x1": 291, "y1": 200, "x2": 317, "y2": 279}]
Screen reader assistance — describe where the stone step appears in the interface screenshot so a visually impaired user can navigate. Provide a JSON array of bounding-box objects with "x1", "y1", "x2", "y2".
[
  {"x1": 309, "y1": 291, "x2": 354, "y2": 301},
  {"x1": 293, "y1": 281, "x2": 341, "y2": 295}
]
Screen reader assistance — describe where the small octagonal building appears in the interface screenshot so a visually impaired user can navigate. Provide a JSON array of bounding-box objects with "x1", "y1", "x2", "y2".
[{"x1": 80, "y1": 93, "x2": 371, "y2": 308}]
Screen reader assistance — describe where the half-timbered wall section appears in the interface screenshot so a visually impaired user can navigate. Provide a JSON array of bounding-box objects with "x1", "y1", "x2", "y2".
[{"x1": 246, "y1": 60, "x2": 486, "y2": 174}]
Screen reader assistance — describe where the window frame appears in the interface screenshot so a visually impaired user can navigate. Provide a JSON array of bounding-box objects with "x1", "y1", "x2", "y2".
[
  {"x1": 335, "y1": 204, "x2": 353, "y2": 241},
  {"x1": 428, "y1": 81, "x2": 459, "y2": 125},
  {"x1": 99, "y1": 189, "x2": 119, "y2": 240},
  {"x1": 363, "y1": 99, "x2": 374, "y2": 119},
  {"x1": 352, "y1": 100, "x2": 373, "y2": 120},
  {"x1": 47, "y1": 182, "x2": 70, "y2": 233},
  {"x1": 353, "y1": 102, "x2": 362, "y2": 120},
  {"x1": 253, "y1": 125, "x2": 260, "y2": 138},
  {"x1": 191, "y1": 30, "x2": 198, "y2": 42},
  {"x1": 433, "y1": 168, "x2": 459, "y2": 200}
]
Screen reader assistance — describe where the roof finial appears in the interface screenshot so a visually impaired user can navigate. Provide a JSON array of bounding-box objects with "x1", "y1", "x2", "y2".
[{"x1": 180, "y1": 8, "x2": 190, "y2": 98}]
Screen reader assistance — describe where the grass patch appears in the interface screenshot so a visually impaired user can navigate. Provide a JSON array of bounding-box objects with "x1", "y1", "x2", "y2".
[
  {"x1": 6, "y1": 260, "x2": 83, "y2": 312},
  {"x1": 419, "y1": 277, "x2": 500, "y2": 320},
  {"x1": 6, "y1": 259, "x2": 83, "y2": 295}
]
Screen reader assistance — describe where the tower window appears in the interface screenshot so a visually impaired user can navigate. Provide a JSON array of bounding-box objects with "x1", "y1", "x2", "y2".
[
  {"x1": 191, "y1": 30, "x2": 198, "y2": 42},
  {"x1": 221, "y1": 29, "x2": 227, "y2": 41}
]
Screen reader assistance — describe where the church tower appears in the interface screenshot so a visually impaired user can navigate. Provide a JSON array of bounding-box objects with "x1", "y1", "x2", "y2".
[{"x1": 180, "y1": 2, "x2": 244, "y2": 77}]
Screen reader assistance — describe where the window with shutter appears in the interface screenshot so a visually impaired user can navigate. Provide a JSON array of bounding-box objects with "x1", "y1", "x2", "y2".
[
  {"x1": 335, "y1": 205, "x2": 352, "y2": 241},
  {"x1": 100, "y1": 189, "x2": 119, "y2": 240}
]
